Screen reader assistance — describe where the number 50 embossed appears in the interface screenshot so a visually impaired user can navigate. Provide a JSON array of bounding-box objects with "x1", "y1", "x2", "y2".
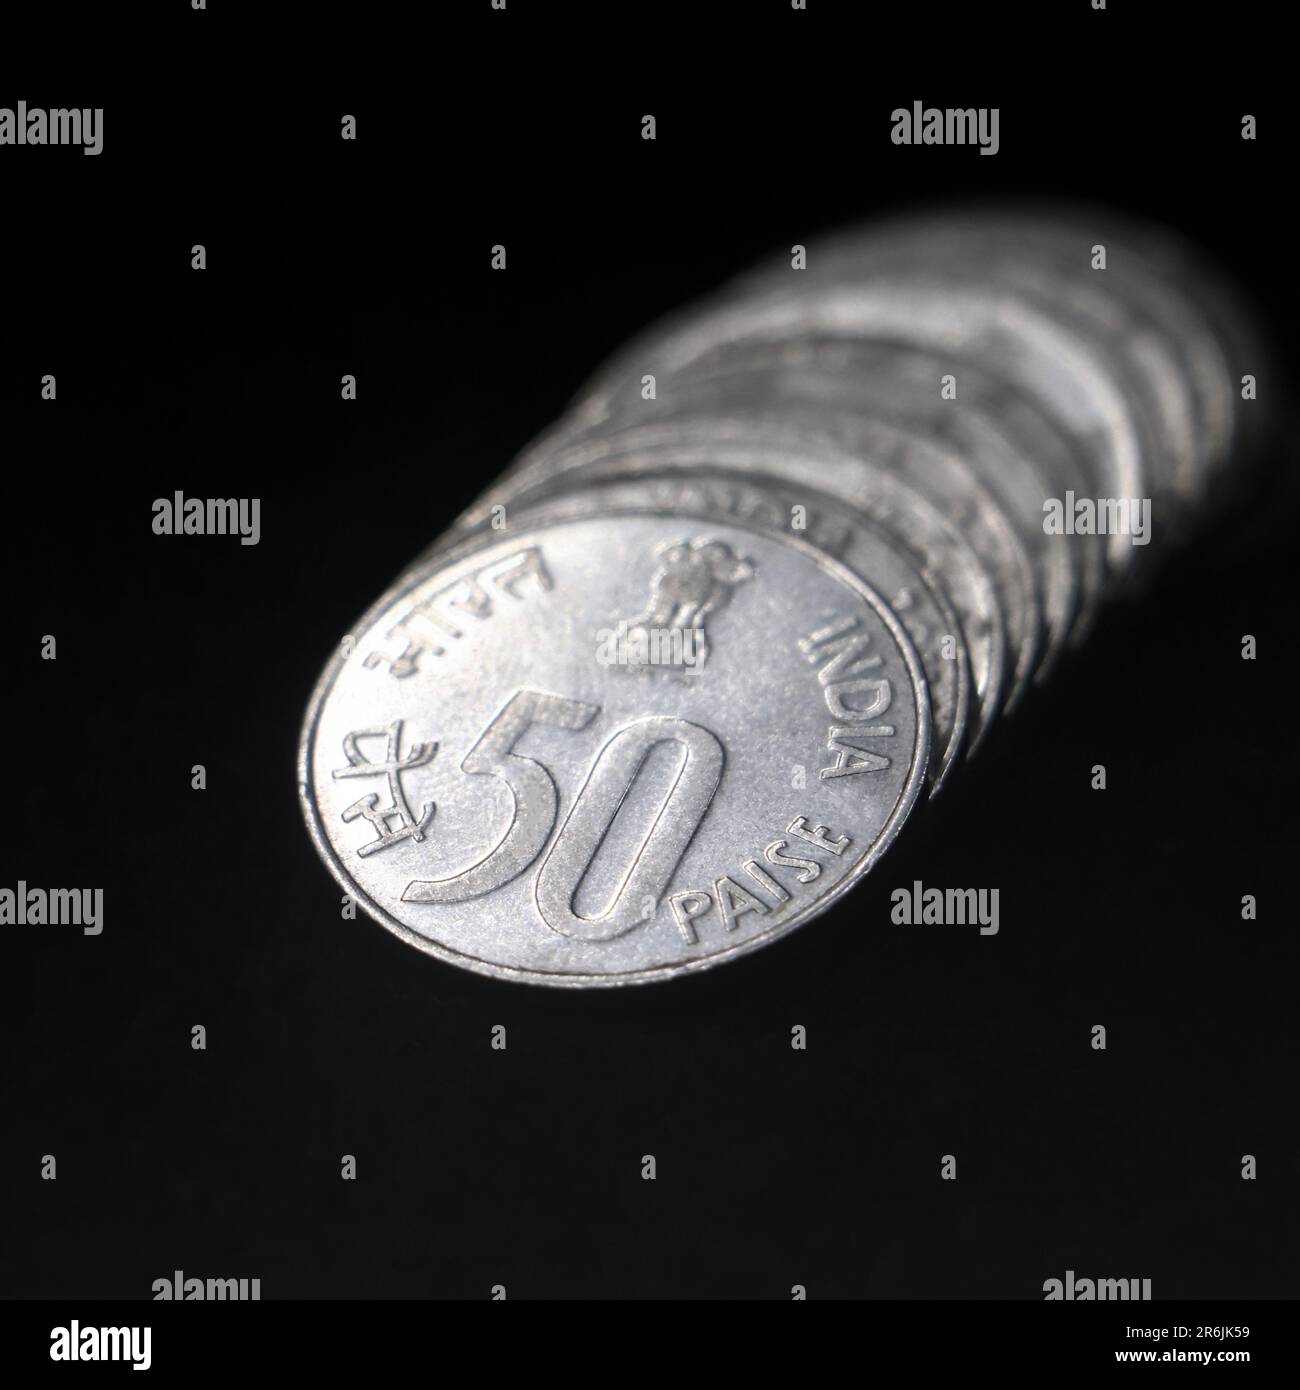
[{"x1": 401, "y1": 688, "x2": 724, "y2": 942}]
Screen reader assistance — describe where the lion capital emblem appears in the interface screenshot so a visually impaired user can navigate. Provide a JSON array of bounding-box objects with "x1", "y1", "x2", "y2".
[{"x1": 608, "y1": 538, "x2": 753, "y2": 674}]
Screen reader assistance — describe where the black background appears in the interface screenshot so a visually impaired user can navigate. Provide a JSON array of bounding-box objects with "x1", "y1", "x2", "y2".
[{"x1": 1, "y1": 2, "x2": 1295, "y2": 1302}]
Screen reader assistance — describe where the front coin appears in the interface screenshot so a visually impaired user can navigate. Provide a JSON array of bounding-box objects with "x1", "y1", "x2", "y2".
[{"x1": 299, "y1": 507, "x2": 930, "y2": 986}]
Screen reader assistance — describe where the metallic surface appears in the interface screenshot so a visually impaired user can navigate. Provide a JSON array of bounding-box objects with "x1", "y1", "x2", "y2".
[
  {"x1": 300, "y1": 505, "x2": 930, "y2": 985},
  {"x1": 296, "y1": 203, "x2": 1266, "y2": 986},
  {"x1": 429, "y1": 468, "x2": 970, "y2": 796},
  {"x1": 506, "y1": 406, "x2": 1040, "y2": 712},
  {"x1": 572, "y1": 272, "x2": 1155, "y2": 575},
  {"x1": 557, "y1": 337, "x2": 1078, "y2": 681},
  {"x1": 453, "y1": 423, "x2": 1008, "y2": 753}
]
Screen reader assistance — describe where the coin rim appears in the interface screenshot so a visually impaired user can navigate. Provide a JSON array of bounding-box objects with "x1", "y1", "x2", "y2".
[{"x1": 297, "y1": 501, "x2": 933, "y2": 988}]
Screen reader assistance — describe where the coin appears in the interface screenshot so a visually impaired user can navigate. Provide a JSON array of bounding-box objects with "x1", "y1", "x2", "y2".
[
  {"x1": 797, "y1": 202, "x2": 1249, "y2": 486},
  {"x1": 752, "y1": 215, "x2": 1209, "y2": 531},
  {"x1": 298, "y1": 200, "x2": 1266, "y2": 987},
  {"x1": 453, "y1": 420, "x2": 1008, "y2": 754},
  {"x1": 299, "y1": 503, "x2": 931, "y2": 986},
  {"x1": 1095, "y1": 211, "x2": 1274, "y2": 481},
  {"x1": 571, "y1": 272, "x2": 1155, "y2": 576}
]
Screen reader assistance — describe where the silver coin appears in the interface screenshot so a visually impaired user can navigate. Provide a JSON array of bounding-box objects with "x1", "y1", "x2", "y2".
[
  {"x1": 571, "y1": 272, "x2": 1154, "y2": 577},
  {"x1": 1004, "y1": 203, "x2": 1274, "y2": 490},
  {"x1": 427, "y1": 466, "x2": 970, "y2": 796},
  {"x1": 759, "y1": 215, "x2": 1212, "y2": 529},
  {"x1": 1095, "y1": 212, "x2": 1274, "y2": 479},
  {"x1": 299, "y1": 504, "x2": 931, "y2": 986},
  {"x1": 815, "y1": 202, "x2": 1252, "y2": 484},
  {"x1": 584, "y1": 334, "x2": 1081, "y2": 683},
  {"x1": 454, "y1": 421, "x2": 1008, "y2": 754}
]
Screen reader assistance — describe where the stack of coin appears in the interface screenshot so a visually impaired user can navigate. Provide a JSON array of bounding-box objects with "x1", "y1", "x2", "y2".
[{"x1": 299, "y1": 204, "x2": 1268, "y2": 986}]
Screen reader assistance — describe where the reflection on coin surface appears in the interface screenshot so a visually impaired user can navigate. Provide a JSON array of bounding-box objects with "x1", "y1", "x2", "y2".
[{"x1": 299, "y1": 508, "x2": 930, "y2": 986}]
